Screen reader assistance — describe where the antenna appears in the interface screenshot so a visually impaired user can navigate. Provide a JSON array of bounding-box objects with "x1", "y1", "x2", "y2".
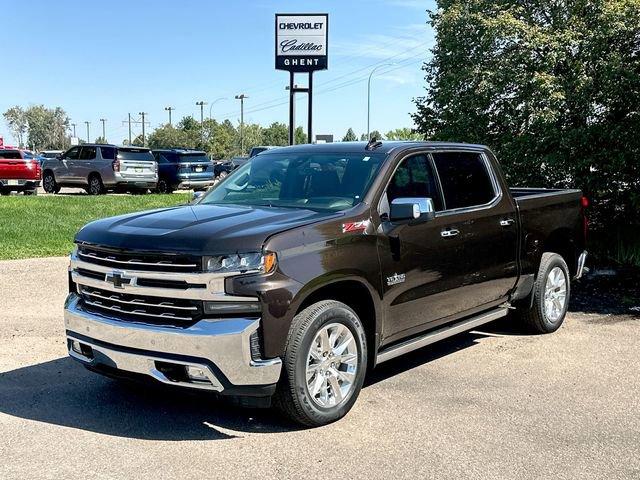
[{"x1": 365, "y1": 136, "x2": 383, "y2": 151}]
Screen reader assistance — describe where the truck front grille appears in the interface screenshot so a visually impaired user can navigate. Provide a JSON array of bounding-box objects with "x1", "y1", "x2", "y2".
[
  {"x1": 79, "y1": 286, "x2": 202, "y2": 326},
  {"x1": 77, "y1": 244, "x2": 201, "y2": 273}
]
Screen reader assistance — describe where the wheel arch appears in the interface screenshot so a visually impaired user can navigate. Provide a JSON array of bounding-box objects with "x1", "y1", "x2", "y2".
[
  {"x1": 292, "y1": 276, "x2": 382, "y2": 369},
  {"x1": 542, "y1": 228, "x2": 578, "y2": 277}
]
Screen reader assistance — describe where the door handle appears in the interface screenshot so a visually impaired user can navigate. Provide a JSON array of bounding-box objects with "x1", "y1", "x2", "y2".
[
  {"x1": 500, "y1": 218, "x2": 515, "y2": 227},
  {"x1": 441, "y1": 228, "x2": 459, "y2": 238}
]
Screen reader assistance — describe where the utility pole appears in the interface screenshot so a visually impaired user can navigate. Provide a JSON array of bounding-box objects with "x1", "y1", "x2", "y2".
[
  {"x1": 139, "y1": 112, "x2": 148, "y2": 146},
  {"x1": 234, "y1": 94, "x2": 248, "y2": 154},
  {"x1": 71, "y1": 123, "x2": 77, "y2": 138},
  {"x1": 84, "y1": 121, "x2": 90, "y2": 143},
  {"x1": 99, "y1": 118, "x2": 107, "y2": 142},
  {"x1": 122, "y1": 114, "x2": 149, "y2": 145},
  {"x1": 164, "y1": 106, "x2": 174, "y2": 126}
]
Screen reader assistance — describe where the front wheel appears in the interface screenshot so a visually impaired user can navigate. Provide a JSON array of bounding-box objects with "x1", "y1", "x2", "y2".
[
  {"x1": 274, "y1": 300, "x2": 367, "y2": 427},
  {"x1": 517, "y1": 252, "x2": 570, "y2": 333},
  {"x1": 43, "y1": 172, "x2": 60, "y2": 193}
]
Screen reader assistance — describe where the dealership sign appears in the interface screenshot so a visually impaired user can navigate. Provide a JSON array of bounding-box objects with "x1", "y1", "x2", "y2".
[{"x1": 275, "y1": 13, "x2": 328, "y2": 72}]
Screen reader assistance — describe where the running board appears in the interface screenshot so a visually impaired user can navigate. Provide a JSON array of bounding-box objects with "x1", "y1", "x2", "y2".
[{"x1": 376, "y1": 307, "x2": 509, "y2": 364}]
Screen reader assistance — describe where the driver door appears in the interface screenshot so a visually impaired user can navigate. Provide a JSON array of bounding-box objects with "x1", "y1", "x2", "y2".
[
  {"x1": 56, "y1": 146, "x2": 81, "y2": 182},
  {"x1": 376, "y1": 153, "x2": 467, "y2": 344}
]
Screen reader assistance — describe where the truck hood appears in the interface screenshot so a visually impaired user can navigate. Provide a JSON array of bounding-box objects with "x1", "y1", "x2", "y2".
[{"x1": 75, "y1": 204, "x2": 337, "y2": 254}]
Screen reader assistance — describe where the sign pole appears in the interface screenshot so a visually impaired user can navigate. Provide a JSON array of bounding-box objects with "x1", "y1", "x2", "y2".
[
  {"x1": 289, "y1": 71, "x2": 295, "y2": 145},
  {"x1": 307, "y1": 72, "x2": 313, "y2": 144}
]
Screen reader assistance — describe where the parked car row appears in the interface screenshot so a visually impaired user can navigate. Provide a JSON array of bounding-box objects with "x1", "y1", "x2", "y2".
[{"x1": 1, "y1": 143, "x2": 279, "y2": 196}]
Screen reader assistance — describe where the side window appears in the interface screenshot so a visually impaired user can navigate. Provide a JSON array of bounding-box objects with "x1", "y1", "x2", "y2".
[
  {"x1": 100, "y1": 147, "x2": 116, "y2": 160},
  {"x1": 432, "y1": 152, "x2": 496, "y2": 210},
  {"x1": 65, "y1": 147, "x2": 81, "y2": 160},
  {"x1": 386, "y1": 154, "x2": 443, "y2": 210},
  {"x1": 79, "y1": 146, "x2": 96, "y2": 160}
]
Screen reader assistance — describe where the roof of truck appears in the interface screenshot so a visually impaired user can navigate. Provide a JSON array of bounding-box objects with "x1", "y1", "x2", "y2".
[{"x1": 264, "y1": 141, "x2": 487, "y2": 155}]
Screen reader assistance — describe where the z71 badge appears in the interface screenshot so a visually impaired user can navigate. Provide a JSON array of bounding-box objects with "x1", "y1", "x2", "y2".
[
  {"x1": 386, "y1": 273, "x2": 406, "y2": 286},
  {"x1": 342, "y1": 220, "x2": 370, "y2": 234}
]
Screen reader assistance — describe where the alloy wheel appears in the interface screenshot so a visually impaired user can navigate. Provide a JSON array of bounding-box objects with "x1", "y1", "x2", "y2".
[
  {"x1": 305, "y1": 322, "x2": 359, "y2": 408},
  {"x1": 544, "y1": 266, "x2": 567, "y2": 322}
]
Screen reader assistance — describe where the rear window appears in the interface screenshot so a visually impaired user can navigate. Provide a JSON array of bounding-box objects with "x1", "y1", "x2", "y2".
[
  {"x1": 117, "y1": 148, "x2": 154, "y2": 161},
  {"x1": 0, "y1": 150, "x2": 22, "y2": 159},
  {"x1": 178, "y1": 153, "x2": 209, "y2": 163},
  {"x1": 432, "y1": 152, "x2": 496, "y2": 210}
]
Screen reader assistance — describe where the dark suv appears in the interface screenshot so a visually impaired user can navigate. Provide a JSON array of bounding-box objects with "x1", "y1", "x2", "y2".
[{"x1": 152, "y1": 149, "x2": 216, "y2": 193}]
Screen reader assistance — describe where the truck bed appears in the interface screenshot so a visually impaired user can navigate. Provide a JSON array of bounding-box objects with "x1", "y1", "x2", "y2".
[{"x1": 511, "y1": 188, "x2": 585, "y2": 277}]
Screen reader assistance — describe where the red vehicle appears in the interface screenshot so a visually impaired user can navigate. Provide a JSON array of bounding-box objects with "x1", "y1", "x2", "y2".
[{"x1": 0, "y1": 149, "x2": 41, "y2": 195}]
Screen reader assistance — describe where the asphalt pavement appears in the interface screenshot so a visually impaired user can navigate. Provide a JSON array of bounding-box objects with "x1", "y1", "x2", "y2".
[{"x1": 1, "y1": 257, "x2": 638, "y2": 480}]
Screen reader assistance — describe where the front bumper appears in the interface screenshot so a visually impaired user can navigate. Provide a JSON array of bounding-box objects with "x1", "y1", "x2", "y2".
[{"x1": 64, "y1": 294, "x2": 282, "y2": 394}]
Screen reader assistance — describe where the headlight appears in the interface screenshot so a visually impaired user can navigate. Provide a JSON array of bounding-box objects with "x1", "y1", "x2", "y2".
[{"x1": 204, "y1": 252, "x2": 277, "y2": 274}]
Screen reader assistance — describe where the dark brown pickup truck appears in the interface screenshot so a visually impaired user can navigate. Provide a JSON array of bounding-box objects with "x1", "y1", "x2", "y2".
[{"x1": 64, "y1": 141, "x2": 587, "y2": 426}]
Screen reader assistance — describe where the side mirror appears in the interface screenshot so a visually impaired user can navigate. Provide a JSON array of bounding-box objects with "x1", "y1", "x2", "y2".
[
  {"x1": 191, "y1": 191, "x2": 204, "y2": 203},
  {"x1": 390, "y1": 197, "x2": 436, "y2": 222},
  {"x1": 56, "y1": 154, "x2": 64, "y2": 160}
]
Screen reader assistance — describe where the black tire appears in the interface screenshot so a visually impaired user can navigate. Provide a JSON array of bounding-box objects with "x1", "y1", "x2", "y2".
[
  {"x1": 24, "y1": 189, "x2": 37, "y2": 196},
  {"x1": 274, "y1": 300, "x2": 368, "y2": 427},
  {"x1": 154, "y1": 179, "x2": 173, "y2": 194},
  {"x1": 1, "y1": 189, "x2": 10, "y2": 196},
  {"x1": 87, "y1": 174, "x2": 105, "y2": 195},
  {"x1": 43, "y1": 172, "x2": 60, "y2": 194},
  {"x1": 217, "y1": 171, "x2": 228, "y2": 181},
  {"x1": 517, "y1": 252, "x2": 570, "y2": 333}
]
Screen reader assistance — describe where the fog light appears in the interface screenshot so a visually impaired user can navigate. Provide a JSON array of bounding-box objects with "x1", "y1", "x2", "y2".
[
  {"x1": 71, "y1": 340, "x2": 83, "y2": 354},
  {"x1": 186, "y1": 365, "x2": 210, "y2": 383},
  {"x1": 203, "y1": 301, "x2": 262, "y2": 316}
]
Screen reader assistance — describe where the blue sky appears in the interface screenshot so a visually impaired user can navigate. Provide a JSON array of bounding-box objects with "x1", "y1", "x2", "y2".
[{"x1": 1, "y1": 0, "x2": 435, "y2": 145}]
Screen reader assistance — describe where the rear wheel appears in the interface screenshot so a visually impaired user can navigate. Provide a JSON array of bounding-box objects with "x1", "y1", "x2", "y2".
[
  {"x1": 43, "y1": 172, "x2": 60, "y2": 194},
  {"x1": 274, "y1": 300, "x2": 367, "y2": 427},
  {"x1": 517, "y1": 252, "x2": 570, "y2": 333},
  {"x1": 24, "y1": 189, "x2": 37, "y2": 196},
  {"x1": 87, "y1": 174, "x2": 104, "y2": 195},
  {"x1": 155, "y1": 179, "x2": 173, "y2": 194}
]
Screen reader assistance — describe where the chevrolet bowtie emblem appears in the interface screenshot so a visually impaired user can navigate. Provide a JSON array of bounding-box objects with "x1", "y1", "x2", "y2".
[{"x1": 105, "y1": 271, "x2": 133, "y2": 289}]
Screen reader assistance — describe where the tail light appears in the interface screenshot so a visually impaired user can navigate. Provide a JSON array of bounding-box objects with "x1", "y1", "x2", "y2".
[
  {"x1": 581, "y1": 196, "x2": 589, "y2": 242},
  {"x1": 112, "y1": 159, "x2": 120, "y2": 172},
  {"x1": 154, "y1": 161, "x2": 158, "y2": 173}
]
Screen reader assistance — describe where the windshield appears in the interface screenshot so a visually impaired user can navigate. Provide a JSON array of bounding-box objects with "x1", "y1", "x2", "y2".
[{"x1": 200, "y1": 151, "x2": 386, "y2": 212}]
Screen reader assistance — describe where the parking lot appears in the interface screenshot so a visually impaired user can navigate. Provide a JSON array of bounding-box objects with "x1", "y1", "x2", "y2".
[{"x1": 1, "y1": 256, "x2": 638, "y2": 480}]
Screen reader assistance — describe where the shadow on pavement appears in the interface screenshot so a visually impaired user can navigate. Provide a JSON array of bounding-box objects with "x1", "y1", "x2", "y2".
[
  {"x1": 0, "y1": 357, "x2": 294, "y2": 440},
  {"x1": 0, "y1": 331, "x2": 491, "y2": 439}
]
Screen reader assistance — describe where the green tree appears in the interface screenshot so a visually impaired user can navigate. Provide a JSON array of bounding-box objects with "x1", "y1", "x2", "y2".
[
  {"x1": 295, "y1": 126, "x2": 308, "y2": 145},
  {"x1": 4, "y1": 105, "x2": 70, "y2": 150},
  {"x1": 147, "y1": 124, "x2": 192, "y2": 150},
  {"x1": 3, "y1": 106, "x2": 27, "y2": 147},
  {"x1": 360, "y1": 130, "x2": 383, "y2": 141},
  {"x1": 342, "y1": 128, "x2": 357, "y2": 142},
  {"x1": 262, "y1": 122, "x2": 289, "y2": 146},
  {"x1": 412, "y1": 0, "x2": 640, "y2": 230},
  {"x1": 385, "y1": 128, "x2": 424, "y2": 141},
  {"x1": 238, "y1": 123, "x2": 264, "y2": 155},
  {"x1": 94, "y1": 136, "x2": 107, "y2": 144}
]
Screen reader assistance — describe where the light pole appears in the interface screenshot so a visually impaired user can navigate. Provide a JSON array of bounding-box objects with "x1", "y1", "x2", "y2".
[
  {"x1": 99, "y1": 118, "x2": 107, "y2": 142},
  {"x1": 70, "y1": 123, "x2": 77, "y2": 138},
  {"x1": 235, "y1": 94, "x2": 248, "y2": 154},
  {"x1": 196, "y1": 101, "x2": 207, "y2": 125},
  {"x1": 84, "y1": 121, "x2": 90, "y2": 142},
  {"x1": 208, "y1": 97, "x2": 227, "y2": 120},
  {"x1": 164, "y1": 106, "x2": 174, "y2": 126},
  {"x1": 367, "y1": 63, "x2": 395, "y2": 140}
]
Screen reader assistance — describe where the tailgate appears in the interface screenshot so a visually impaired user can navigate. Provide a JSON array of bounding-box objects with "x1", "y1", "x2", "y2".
[
  {"x1": 0, "y1": 159, "x2": 40, "y2": 180},
  {"x1": 119, "y1": 160, "x2": 156, "y2": 176}
]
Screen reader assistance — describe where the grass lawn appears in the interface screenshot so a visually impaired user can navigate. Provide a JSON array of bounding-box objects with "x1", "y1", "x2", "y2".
[{"x1": 0, "y1": 193, "x2": 190, "y2": 260}]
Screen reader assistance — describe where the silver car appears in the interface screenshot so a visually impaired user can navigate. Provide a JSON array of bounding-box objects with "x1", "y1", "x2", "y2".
[{"x1": 42, "y1": 144, "x2": 158, "y2": 195}]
